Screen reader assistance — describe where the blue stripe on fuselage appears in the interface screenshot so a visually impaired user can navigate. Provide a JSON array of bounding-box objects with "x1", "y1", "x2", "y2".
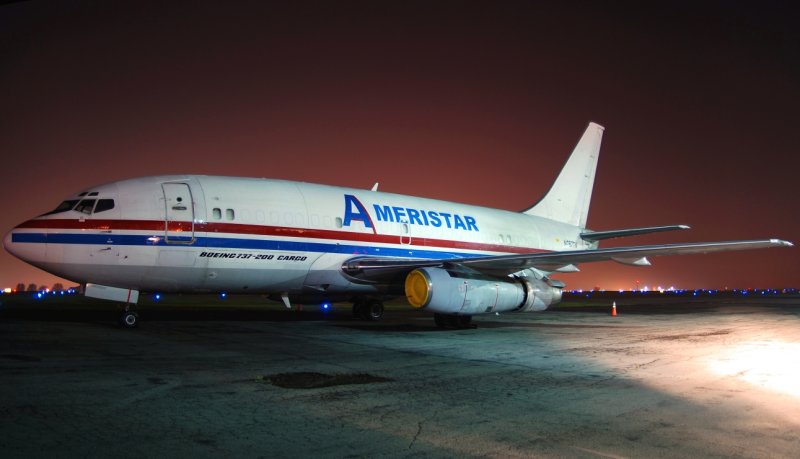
[{"x1": 11, "y1": 232, "x2": 487, "y2": 260}]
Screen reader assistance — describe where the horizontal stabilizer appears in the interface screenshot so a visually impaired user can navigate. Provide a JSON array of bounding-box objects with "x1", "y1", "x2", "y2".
[{"x1": 580, "y1": 225, "x2": 690, "y2": 242}]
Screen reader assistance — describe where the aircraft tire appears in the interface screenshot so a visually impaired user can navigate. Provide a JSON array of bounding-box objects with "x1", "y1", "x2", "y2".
[
  {"x1": 362, "y1": 300, "x2": 384, "y2": 321},
  {"x1": 120, "y1": 311, "x2": 139, "y2": 328}
]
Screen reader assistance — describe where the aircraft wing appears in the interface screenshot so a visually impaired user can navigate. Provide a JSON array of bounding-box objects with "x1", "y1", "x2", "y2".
[{"x1": 342, "y1": 239, "x2": 793, "y2": 281}]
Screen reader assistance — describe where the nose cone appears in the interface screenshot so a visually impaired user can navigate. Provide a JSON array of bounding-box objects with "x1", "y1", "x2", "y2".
[
  {"x1": 4, "y1": 227, "x2": 17, "y2": 257},
  {"x1": 4, "y1": 221, "x2": 45, "y2": 265}
]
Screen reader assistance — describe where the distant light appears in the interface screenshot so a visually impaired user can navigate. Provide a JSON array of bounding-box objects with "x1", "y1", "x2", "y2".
[
  {"x1": 321, "y1": 302, "x2": 331, "y2": 311},
  {"x1": 154, "y1": 293, "x2": 162, "y2": 301},
  {"x1": 2, "y1": 288, "x2": 9, "y2": 294},
  {"x1": 220, "y1": 292, "x2": 227, "y2": 299}
]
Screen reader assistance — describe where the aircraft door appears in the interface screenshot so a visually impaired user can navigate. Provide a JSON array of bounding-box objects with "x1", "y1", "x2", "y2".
[{"x1": 162, "y1": 183, "x2": 195, "y2": 244}]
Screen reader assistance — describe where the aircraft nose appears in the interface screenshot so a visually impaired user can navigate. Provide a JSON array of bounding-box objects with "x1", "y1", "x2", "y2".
[
  {"x1": 3, "y1": 228, "x2": 15, "y2": 255},
  {"x1": 4, "y1": 226, "x2": 22, "y2": 260},
  {"x1": 3, "y1": 222, "x2": 45, "y2": 264}
]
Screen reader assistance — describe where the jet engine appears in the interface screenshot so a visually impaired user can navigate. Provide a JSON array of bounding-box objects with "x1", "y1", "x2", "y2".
[{"x1": 404, "y1": 267, "x2": 562, "y2": 315}]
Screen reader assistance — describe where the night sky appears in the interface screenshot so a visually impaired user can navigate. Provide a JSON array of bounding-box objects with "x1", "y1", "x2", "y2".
[{"x1": 1, "y1": 1, "x2": 798, "y2": 291}]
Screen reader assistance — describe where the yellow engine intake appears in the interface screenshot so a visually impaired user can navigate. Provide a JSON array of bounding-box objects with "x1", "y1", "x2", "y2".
[{"x1": 404, "y1": 269, "x2": 432, "y2": 308}]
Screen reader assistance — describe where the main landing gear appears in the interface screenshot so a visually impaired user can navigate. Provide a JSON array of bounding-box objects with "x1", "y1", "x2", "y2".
[
  {"x1": 352, "y1": 299, "x2": 384, "y2": 321},
  {"x1": 434, "y1": 313, "x2": 474, "y2": 329}
]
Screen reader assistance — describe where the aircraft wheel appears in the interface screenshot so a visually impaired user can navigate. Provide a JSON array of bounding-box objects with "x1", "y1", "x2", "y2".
[
  {"x1": 120, "y1": 311, "x2": 139, "y2": 328},
  {"x1": 361, "y1": 300, "x2": 384, "y2": 321},
  {"x1": 434, "y1": 313, "x2": 447, "y2": 328},
  {"x1": 352, "y1": 302, "x2": 363, "y2": 318},
  {"x1": 457, "y1": 315, "x2": 472, "y2": 328}
]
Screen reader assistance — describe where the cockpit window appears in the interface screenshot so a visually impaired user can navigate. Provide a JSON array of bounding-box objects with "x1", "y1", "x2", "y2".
[
  {"x1": 41, "y1": 197, "x2": 115, "y2": 216},
  {"x1": 74, "y1": 199, "x2": 96, "y2": 214},
  {"x1": 42, "y1": 200, "x2": 80, "y2": 216},
  {"x1": 94, "y1": 199, "x2": 115, "y2": 213}
]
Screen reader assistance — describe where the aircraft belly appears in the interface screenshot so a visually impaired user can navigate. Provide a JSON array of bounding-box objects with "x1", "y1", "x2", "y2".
[{"x1": 37, "y1": 261, "x2": 136, "y2": 288}]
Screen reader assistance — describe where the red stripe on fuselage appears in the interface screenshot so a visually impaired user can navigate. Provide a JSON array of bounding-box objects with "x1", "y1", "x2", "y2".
[{"x1": 15, "y1": 218, "x2": 546, "y2": 255}]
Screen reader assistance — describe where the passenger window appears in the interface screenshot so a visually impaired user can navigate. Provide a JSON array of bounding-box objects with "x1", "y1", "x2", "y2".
[
  {"x1": 213, "y1": 208, "x2": 222, "y2": 220},
  {"x1": 226, "y1": 209, "x2": 235, "y2": 220},
  {"x1": 74, "y1": 199, "x2": 96, "y2": 214},
  {"x1": 94, "y1": 199, "x2": 115, "y2": 213}
]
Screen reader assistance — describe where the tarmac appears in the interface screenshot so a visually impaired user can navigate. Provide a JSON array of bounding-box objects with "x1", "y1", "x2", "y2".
[{"x1": 2, "y1": 295, "x2": 800, "y2": 458}]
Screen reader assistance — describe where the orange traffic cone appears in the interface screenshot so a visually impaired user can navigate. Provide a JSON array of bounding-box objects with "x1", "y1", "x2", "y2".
[{"x1": 611, "y1": 301, "x2": 617, "y2": 317}]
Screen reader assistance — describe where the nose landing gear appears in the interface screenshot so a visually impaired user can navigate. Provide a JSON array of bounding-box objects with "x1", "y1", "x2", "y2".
[{"x1": 119, "y1": 304, "x2": 139, "y2": 328}]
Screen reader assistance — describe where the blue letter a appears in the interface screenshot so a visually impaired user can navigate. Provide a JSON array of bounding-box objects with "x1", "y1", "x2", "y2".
[{"x1": 343, "y1": 194, "x2": 373, "y2": 228}]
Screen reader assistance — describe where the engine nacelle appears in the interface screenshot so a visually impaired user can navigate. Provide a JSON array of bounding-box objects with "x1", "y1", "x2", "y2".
[{"x1": 404, "y1": 267, "x2": 562, "y2": 315}]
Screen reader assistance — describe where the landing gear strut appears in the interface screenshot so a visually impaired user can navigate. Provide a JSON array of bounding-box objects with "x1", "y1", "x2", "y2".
[
  {"x1": 352, "y1": 299, "x2": 384, "y2": 321},
  {"x1": 434, "y1": 313, "x2": 473, "y2": 329}
]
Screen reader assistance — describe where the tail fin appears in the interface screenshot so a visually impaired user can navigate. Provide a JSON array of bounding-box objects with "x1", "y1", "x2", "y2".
[{"x1": 523, "y1": 122, "x2": 604, "y2": 228}]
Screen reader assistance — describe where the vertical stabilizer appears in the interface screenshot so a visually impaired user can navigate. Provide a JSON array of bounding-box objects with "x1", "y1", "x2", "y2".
[{"x1": 523, "y1": 122, "x2": 604, "y2": 228}]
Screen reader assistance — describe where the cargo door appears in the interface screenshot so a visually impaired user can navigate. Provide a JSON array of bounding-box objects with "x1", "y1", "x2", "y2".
[{"x1": 162, "y1": 183, "x2": 195, "y2": 244}]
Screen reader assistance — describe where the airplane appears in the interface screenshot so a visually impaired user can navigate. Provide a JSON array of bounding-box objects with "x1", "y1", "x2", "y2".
[{"x1": 3, "y1": 122, "x2": 792, "y2": 328}]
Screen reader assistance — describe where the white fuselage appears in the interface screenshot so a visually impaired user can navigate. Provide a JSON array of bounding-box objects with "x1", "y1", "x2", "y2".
[{"x1": 5, "y1": 175, "x2": 592, "y2": 299}]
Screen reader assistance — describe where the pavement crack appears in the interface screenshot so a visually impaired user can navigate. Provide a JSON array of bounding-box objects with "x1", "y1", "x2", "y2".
[
  {"x1": 408, "y1": 420, "x2": 424, "y2": 450},
  {"x1": 408, "y1": 410, "x2": 438, "y2": 450}
]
